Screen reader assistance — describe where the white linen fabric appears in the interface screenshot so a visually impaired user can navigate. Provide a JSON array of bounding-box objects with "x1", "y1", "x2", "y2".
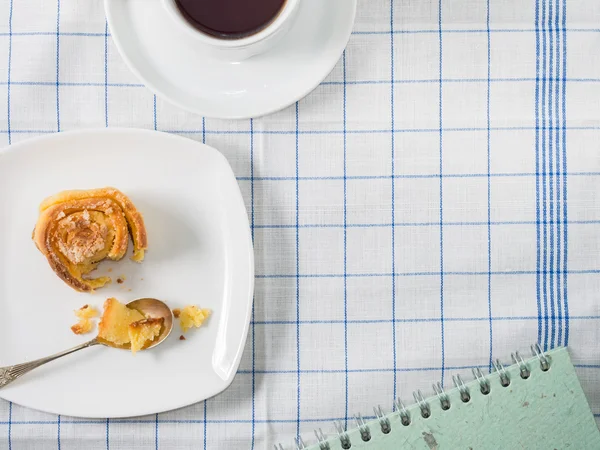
[{"x1": 0, "y1": 0, "x2": 599, "y2": 448}]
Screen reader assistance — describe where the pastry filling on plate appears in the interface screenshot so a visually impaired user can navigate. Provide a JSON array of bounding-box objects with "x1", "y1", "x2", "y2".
[
  {"x1": 71, "y1": 304, "x2": 100, "y2": 335},
  {"x1": 71, "y1": 319, "x2": 94, "y2": 335},
  {"x1": 179, "y1": 305, "x2": 211, "y2": 333}
]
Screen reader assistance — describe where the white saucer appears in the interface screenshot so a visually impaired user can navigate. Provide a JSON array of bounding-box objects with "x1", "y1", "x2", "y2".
[{"x1": 105, "y1": 0, "x2": 357, "y2": 119}]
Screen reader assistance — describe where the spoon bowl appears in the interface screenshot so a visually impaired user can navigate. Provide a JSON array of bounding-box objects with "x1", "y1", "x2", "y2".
[{"x1": 125, "y1": 298, "x2": 174, "y2": 350}]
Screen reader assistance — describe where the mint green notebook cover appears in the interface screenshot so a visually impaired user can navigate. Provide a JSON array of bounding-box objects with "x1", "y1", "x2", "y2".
[{"x1": 297, "y1": 347, "x2": 600, "y2": 450}]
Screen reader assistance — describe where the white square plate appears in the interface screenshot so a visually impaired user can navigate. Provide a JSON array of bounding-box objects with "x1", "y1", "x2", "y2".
[{"x1": 0, "y1": 129, "x2": 254, "y2": 418}]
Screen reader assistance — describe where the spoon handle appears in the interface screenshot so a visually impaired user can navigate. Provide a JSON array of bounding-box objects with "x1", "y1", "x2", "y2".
[{"x1": 0, "y1": 338, "x2": 101, "y2": 389}]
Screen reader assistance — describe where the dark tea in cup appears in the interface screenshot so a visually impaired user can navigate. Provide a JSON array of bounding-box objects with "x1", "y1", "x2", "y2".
[{"x1": 174, "y1": 0, "x2": 287, "y2": 40}]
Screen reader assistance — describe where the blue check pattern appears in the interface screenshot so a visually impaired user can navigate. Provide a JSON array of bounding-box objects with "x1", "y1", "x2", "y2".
[{"x1": 1, "y1": 0, "x2": 600, "y2": 449}]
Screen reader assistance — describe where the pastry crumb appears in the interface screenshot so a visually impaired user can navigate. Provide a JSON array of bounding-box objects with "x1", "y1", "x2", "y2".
[
  {"x1": 71, "y1": 319, "x2": 93, "y2": 335},
  {"x1": 172, "y1": 308, "x2": 181, "y2": 318},
  {"x1": 75, "y1": 304, "x2": 99, "y2": 320},
  {"x1": 179, "y1": 335, "x2": 186, "y2": 341},
  {"x1": 179, "y1": 305, "x2": 211, "y2": 333},
  {"x1": 116, "y1": 276, "x2": 125, "y2": 284},
  {"x1": 108, "y1": 268, "x2": 112, "y2": 273}
]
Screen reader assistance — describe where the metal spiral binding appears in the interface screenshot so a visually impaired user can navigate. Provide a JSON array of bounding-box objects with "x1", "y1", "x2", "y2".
[
  {"x1": 492, "y1": 359, "x2": 511, "y2": 387},
  {"x1": 314, "y1": 429, "x2": 330, "y2": 450},
  {"x1": 511, "y1": 351, "x2": 531, "y2": 379},
  {"x1": 394, "y1": 398, "x2": 411, "y2": 426},
  {"x1": 294, "y1": 436, "x2": 306, "y2": 450},
  {"x1": 279, "y1": 344, "x2": 551, "y2": 450},
  {"x1": 413, "y1": 390, "x2": 431, "y2": 418},
  {"x1": 373, "y1": 405, "x2": 391, "y2": 434},
  {"x1": 432, "y1": 382, "x2": 451, "y2": 410},
  {"x1": 333, "y1": 421, "x2": 351, "y2": 449},
  {"x1": 452, "y1": 374, "x2": 471, "y2": 403},
  {"x1": 354, "y1": 414, "x2": 371, "y2": 442},
  {"x1": 472, "y1": 367, "x2": 491, "y2": 395},
  {"x1": 531, "y1": 343, "x2": 550, "y2": 371}
]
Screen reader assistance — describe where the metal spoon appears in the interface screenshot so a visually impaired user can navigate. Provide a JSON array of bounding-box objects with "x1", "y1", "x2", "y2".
[{"x1": 0, "y1": 298, "x2": 173, "y2": 389}]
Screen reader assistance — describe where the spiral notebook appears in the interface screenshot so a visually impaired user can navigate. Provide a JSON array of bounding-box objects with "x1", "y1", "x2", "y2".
[{"x1": 277, "y1": 345, "x2": 600, "y2": 450}]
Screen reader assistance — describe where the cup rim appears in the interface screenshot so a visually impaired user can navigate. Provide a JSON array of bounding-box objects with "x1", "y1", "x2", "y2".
[{"x1": 162, "y1": 0, "x2": 298, "y2": 49}]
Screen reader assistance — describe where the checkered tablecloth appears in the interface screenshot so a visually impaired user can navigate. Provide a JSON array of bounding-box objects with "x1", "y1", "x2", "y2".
[{"x1": 1, "y1": 0, "x2": 600, "y2": 448}]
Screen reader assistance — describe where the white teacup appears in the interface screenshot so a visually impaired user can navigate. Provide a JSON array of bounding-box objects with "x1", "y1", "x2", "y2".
[{"x1": 162, "y1": 0, "x2": 301, "y2": 61}]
